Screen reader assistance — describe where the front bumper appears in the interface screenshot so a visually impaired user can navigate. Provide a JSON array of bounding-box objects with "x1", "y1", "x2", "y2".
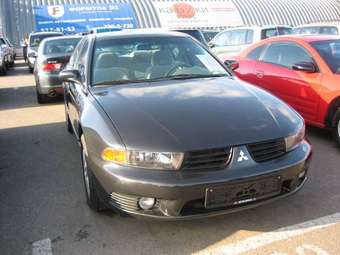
[{"x1": 90, "y1": 141, "x2": 312, "y2": 220}]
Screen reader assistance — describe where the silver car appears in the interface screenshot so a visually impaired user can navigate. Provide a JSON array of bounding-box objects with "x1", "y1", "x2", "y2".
[
  {"x1": 27, "y1": 32, "x2": 63, "y2": 73},
  {"x1": 34, "y1": 35, "x2": 82, "y2": 103},
  {"x1": 0, "y1": 36, "x2": 15, "y2": 74}
]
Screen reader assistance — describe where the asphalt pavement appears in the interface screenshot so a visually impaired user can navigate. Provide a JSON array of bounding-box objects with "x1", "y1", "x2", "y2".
[{"x1": 1, "y1": 60, "x2": 340, "y2": 255}]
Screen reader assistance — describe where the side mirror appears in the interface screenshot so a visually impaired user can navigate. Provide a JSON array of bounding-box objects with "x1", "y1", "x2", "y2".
[
  {"x1": 292, "y1": 61, "x2": 316, "y2": 73},
  {"x1": 208, "y1": 42, "x2": 215, "y2": 48},
  {"x1": 59, "y1": 69, "x2": 80, "y2": 82},
  {"x1": 224, "y1": 60, "x2": 239, "y2": 71}
]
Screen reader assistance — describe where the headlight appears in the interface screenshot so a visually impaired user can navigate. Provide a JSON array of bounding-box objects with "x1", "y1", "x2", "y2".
[
  {"x1": 285, "y1": 123, "x2": 305, "y2": 151},
  {"x1": 102, "y1": 148, "x2": 184, "y2": 170}
]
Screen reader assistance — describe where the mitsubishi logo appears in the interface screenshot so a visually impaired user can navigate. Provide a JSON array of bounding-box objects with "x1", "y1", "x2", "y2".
[{"x1": 237, "y1": 150, "x2": 249, "y2": 162}]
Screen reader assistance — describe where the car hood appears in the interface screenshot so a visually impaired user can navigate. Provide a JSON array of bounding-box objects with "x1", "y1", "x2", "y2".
[{"x1": 92, "y1": 77, "x2": 302, "y2": 151}]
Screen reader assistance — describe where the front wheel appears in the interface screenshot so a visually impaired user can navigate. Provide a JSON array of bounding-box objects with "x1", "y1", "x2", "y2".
[
  {"x1": 80, "y1": 137, "x2": 107, "y2": 212},
  {"x1": 331, "y1": 108, "x2": 340, "y2": 147}
]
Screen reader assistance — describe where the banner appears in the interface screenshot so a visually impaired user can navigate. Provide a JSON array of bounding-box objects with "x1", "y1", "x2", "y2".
[
  {"x1": 33, "y1": 3, "x2": 137, "y2": 34},
  {"x1": 152, "y1": 0, "x2": 243, "y2": 28}
]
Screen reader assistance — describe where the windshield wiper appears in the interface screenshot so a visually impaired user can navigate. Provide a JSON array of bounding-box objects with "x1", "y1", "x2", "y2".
[
  {"x1": 165, "y1": 73, "x2": 228, "y2": 80},
  {"x1": 93, "y1": 79, "x2": 148, "y2": 86},
  {"x1": 93, "y1": 74, "x2": 228, "y2": 86}
]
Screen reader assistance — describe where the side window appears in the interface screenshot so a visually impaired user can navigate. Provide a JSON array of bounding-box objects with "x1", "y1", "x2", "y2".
[
  {"x1": 0, "y1": 38, "x2": 6, "y2": 45},
  {"x1": 78, "y1": 40, "x2": 89, "y2": 66},
  {"x1": 214, "y1": 30, "x2": 248, "y2": 46},
  {"x1": 246, "y1": 30, "x2": 254, "y2": 44},
  {"x1": 229, "y1": 29, "x2": 247, "y2": 45},
  {"x1": 247, "y1": 45, "x2": 265, "y2": 60},
  {"x1": 214, "y1": 31, "x2": 231, "y2": 47},
  {"x1": 262, "y1": 42, "x2": 313, "y2": 68},
  {"x1": 320, "y1": 26, "x2": 338, "y2": 35},
  {"x1": 76, "y1": 39, "x2": 89, "y2": 82},
  {"x1": 262, "y1": 28, "x2": 278, "y2": 40},
  {"x1": 68, "y1": 39, "x2": 84, "y2": 68}
]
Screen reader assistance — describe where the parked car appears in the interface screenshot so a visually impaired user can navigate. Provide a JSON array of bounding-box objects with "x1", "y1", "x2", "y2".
[
  {"x1": 202, "y1": 30, "x2": 220, "y2": 43},
  {"x1": 4, "y1": 37, "x2": 16, "y2": 61},
  {"x1": 0, "y1": 46, "x2": 7, "y2": 75},
  {"x1": 59, "y1": 31, "x2": 312, "y2": 219},
  {"x1": 210, "y1": 26, "x2": 293, "y2": 59},
  {"x1": 294, "y1": 23, "x2": 340, "y2": 35},
  {"x1": 0, "y1": 36, "x2": 15, "y2": 69},
  {"x1": 89, "y1": 27, "x2": 122, "y2": 34},
  {"x1": 228, "y1": 35, "x2": 340, "y2": 146},
  {"x1": 173, "y1": 29, "x2": 208, "y2": 45},
  {"x1": 27, "y1": 32, "x2": 63, "y2": 73},
  {"x1": 34, "y1": 35, "x2": 82, "y2": 103}
]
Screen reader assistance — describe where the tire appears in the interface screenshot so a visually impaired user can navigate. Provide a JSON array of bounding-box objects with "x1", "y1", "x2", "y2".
[
  {"x1": 29, "y1": 67, "x2": 33, "y2": 73},
  {"x1": 0, "y1": 65, "x2": 6, "y2": 75},
  {"x1": 80, "y1": 136, "x2": 107, "y2": 212},
  {"x1": 36, "y1": 90, "x2": 48, "y2": 104},
  {"x1": 331, "y1": 108, "x2": 340, "y2": 147}
]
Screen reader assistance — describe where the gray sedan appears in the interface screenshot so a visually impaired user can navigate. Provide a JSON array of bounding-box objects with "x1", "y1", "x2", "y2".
[
  {"x1": 34, "y1": 35, "x2": 82, "y2": 103},
  {"x1": 60, "y1": 31, "x2": 312, "y2": 220}
]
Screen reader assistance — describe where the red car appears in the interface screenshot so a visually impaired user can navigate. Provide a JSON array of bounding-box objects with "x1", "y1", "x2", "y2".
[{"x1": 228, "y1": 36, "x2": 340, "y2": 146}]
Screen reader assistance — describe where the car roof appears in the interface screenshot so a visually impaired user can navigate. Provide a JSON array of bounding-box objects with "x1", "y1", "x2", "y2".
[
  {"x1": 93, "y1": 29, "x2": 191, "y2": 40},
  {"x1": 265, "y1": 35, "x2": 340, "y2": 43},
  {"x1": 29, "y1": 32, "x2": 64, "y2": 36},
  {"x1": 295, "y1": 23, "x2": 340, "y2": 28},
  {"x1": 221, "y1": 25, "x2": 292, "y2": 32},
  {"x1": 42, "y1": 35, "x2": 83, "y2": 43}
]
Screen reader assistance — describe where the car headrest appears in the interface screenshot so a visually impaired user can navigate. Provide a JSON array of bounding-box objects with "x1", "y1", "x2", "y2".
[
  {"x1": 151, "y1": 50, "x2": 173, "y2": 66},
  {"x1": 96, "y1": 52, "x2": 118, "y2": 68},
  {"x1": 132, "y1": 50, "x2": 152, "y2": 64}
]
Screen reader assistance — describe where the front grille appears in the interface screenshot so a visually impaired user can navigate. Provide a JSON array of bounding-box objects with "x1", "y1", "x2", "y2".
[
  {"x1": 110, "y1": 192, "x2": 139, "y2": 212},
  {"x1": 181, "y1": 147, "x2": 233, "y2": 170},
  {"x1": 247, "y1": 139, "x2": 286, "y2": 162}
]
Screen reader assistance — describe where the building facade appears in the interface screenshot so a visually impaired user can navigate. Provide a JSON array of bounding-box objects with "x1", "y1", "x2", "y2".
[{"x1": 1, "y1": 0, "x2": 340, "y2": 44}]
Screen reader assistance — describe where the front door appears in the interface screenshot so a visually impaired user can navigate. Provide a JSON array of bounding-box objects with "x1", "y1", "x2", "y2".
[{"x1": 253, "y1": 42, "x2": 322, "y2": 123}]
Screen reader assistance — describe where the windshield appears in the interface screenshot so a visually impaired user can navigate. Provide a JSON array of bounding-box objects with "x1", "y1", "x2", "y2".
[
  {"x1": 262, "y1": 27, "x2": 292, "y2": 39},
  {"x1": 94, "y1": 27, "x2": 122, "y2": 33},
  {"x1": 311, "y1": 39, "x2": 340, "y2": 74},
  {"x1": 43, "y1": 38, "x2": 81, "y2": 55},
  {"x1": 294, "y1": 26, "x2": 338, "y2": 35},
  {"x1": 29, "y1": 34, "x2": 63, "y2": 47},
  {"x1": 175, "y1": 30, "x2": 207, "y2": 45},
  {"x1": 92, "y1": 36, "x2": 229, "y2": 85}
]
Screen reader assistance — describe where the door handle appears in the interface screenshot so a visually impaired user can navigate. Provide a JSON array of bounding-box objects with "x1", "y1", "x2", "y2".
[{"x1": 256, "y1": 70, "x2": 264, "y2": 79}]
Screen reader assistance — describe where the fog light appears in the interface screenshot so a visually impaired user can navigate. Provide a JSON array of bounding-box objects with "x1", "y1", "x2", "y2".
[
  {"x1": 138, "y1": 197, "x2": 155, "y2": 210},
  {"x1": 298, "y1": 170, "x2": 306, "y2": 179}
]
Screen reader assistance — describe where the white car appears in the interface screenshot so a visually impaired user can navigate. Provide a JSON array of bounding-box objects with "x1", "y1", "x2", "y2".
[
  {"x1": 293, "y1": 23, "x2": 340, "y2": 35},
  {"x1": 209, "y1": 26, "x2": 292, "y2": 59},
  {"x1": 0, "y1": 36, "x2": 15, "y2": 74}
]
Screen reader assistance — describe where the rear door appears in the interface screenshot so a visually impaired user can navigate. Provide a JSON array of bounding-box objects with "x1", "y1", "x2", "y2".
[{"x1": 254, "y1": 42, "x2": 322, "y2": 123}]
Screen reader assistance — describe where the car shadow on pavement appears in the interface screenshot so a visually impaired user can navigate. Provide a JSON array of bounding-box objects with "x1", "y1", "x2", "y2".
[
  {"x1": 1, "y1": 121, "x2": 340, "y2": 254},
  {"x1": 0, "y1": 86, "x2": 64, "y2": 111}
]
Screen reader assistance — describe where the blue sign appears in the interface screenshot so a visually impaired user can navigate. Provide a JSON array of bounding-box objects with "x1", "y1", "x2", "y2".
[{"x1": 33, "y1": 3, "x2": 137, "y2": 34}]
